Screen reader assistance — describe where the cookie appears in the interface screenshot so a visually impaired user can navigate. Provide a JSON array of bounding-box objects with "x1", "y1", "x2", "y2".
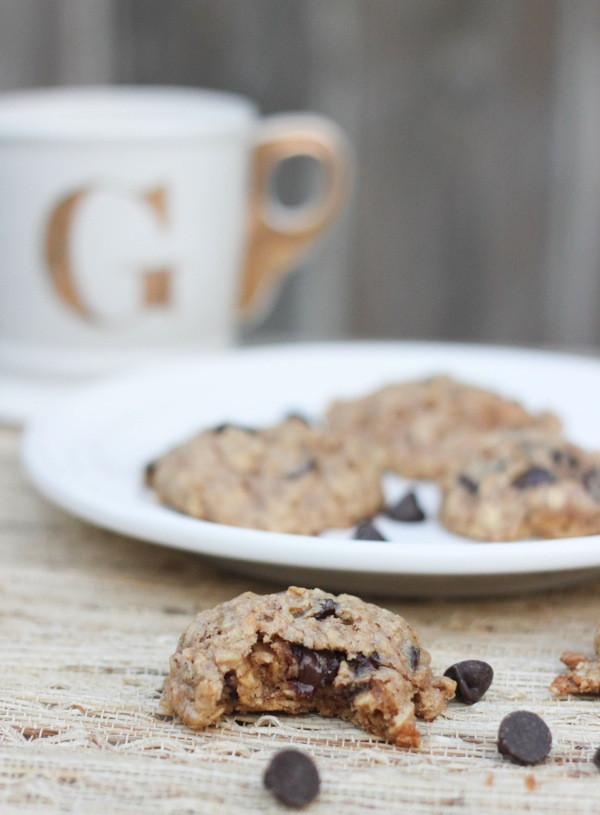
[
  {"x1": 439, "y1": 432, "x2": 600, "y2": 540},
  {"x1": 160, "y1": 586, "x2": 455, "y2": 747},
  {"x1": 146, "y1": 417, "x2": 383, "y2": 535},
  {"x1": 325, "y1": 375, "x2": 560, "y2": 480},
  {"x1": 550, "y1": 633, "x2": 600, "y2": 695}
]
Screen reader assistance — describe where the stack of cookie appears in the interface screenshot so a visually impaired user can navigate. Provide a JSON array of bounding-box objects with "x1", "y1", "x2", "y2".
[{"x1": 146, "y1": 374, "x2": 600, "y2": 542}]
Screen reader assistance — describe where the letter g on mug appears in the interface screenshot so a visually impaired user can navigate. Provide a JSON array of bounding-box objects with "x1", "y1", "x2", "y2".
[
  {"x1": 45, "y1": 185, "x2": 174, "y2": 323},
  {"x1": 0, "y1": 86, "x2": 352, "y2": 379}
]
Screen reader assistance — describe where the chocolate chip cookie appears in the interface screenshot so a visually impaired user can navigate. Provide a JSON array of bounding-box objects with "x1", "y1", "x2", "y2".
[
  {"x1": 146, "y1": 417, "x2": 383, "y2": 535},
  {"x1": 325, "y1": 375, "x2": 560, "y2": 480},
  {"x1": 550, "y1": 633, "x2": 600, "y2": 695},
  {"x1": 439, "y1": 431, "x2": 600, "y2": 540},
  {"x1": 160, "y1": 586, "x2": 455, "y2": 747}
]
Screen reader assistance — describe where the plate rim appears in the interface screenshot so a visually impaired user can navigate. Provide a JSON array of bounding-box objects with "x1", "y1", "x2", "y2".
[{"x1": 21, "y1": 339, "x2": 600, "y2": 579}]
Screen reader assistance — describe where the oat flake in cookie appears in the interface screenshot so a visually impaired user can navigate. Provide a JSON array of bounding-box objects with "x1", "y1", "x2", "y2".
[
  {"x1": 160, "y1": 586, "x2": 455, "y2": 747},
  {"x1": 439, "y1": 431, "x2": 600, "y2": 541},
  {"x1": 146, "y1": 417, "x2": 383, "y2": 535}
]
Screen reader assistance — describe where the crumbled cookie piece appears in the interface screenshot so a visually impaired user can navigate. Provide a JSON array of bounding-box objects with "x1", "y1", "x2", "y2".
[
  {"x1": 325, "y1": 375, "x2": 560, "y2": 480},
  {"x1": 550, "y1": 633, "x2": 600, "y2": 695},
  {"x1": 160, "y1": 586, "x2": 455, "y2": 747},
  {"x1": 146, "y1": 417, "x2": 383, "y2": 535},
  {"x1": 439, "y1": 432, "x2": 600, "y2": 540}
]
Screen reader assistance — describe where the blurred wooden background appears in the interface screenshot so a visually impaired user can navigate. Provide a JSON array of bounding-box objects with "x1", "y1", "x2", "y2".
[{"x1": 2, "y1": 0, "x2": 600, "y2": 349}]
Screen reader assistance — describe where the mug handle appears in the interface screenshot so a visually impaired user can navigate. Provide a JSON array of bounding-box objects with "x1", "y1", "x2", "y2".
[{"x1": 237, "y1": 113, "x2": 353, "y2": 317}]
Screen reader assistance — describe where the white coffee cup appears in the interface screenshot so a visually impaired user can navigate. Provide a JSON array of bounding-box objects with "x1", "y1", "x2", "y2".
[{"x1": 0, "y1": 86, "x2": 352, "y2": 379}]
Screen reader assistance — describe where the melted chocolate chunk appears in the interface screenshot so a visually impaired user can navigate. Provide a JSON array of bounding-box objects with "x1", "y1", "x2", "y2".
[
  {"x1": 291, "y1": 645, "x2": 341, "y2": 696},
  {"x1": 512, "y1": 466, "x2": 556, "y2": 489},
  {"x1": 458, "y1": 474, "x2": 479, "y2": 494},
  {"x1": 341, "y1": 682, "x2": 371, "y2": 702},
  {"x1": 444, "y1": 660, "x2": 493, "y2": 705},
  {"x1": 593, "y1": 746, "x2": 600, "y2": 771},
  {"x1": 284, "y1": 457, "x2": 317, "y2": 480},
  {"x1": 314, "y1": 598, "x2": 338, "y2": 620},
  {"x1": 386, "y1": 490, "x2": 426, "y2": 522},
  {"x1": 497, "y1": 710, "x2": 552, "y2": 765},
  {"x1": 353, "y1": 519, "x2": 387, "y2": 541},
  {"x1": 223, "y1": 670, "x2": 239, "y2": 700},
  {"x1": 348, "y1": 652, "x2": 381, "y2": 677},
  {"x1": 264, "y1": 749, "x2": 320, "y2": 808},
  {"x1": 583, "y1": 468, "x2": 600, "y2": 503}
]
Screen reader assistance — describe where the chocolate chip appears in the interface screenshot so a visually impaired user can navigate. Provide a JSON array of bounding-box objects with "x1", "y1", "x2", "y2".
[
  {"x1": 385, "y1": 490, "x2": 426, "y2": 522},
  {"x1": 551, "y1": 449, "x2": 579, "y2": 469},
  {"x1": 583, "y1": 469, "x2": 600, "y2": 503},
  {"x1": 264, "y1": 749, "x2": 320, "y2": 808},
  {"x1": 314, "y1": 598, "x2": 338, "y2": 620},
  {"x1": 593, "y1": 746, "x2": 600, "y2": 770},
  {"x1": 348, "y1": 652, "x2": 381, "y2": 677},
  {"x1": 144, "y1": 460, "x2": 156, "y2": 485},
  {"x1": 341, "y1": 681, "x2": 371, "y2": 702},
  {"x1": 458, "y1": 474, "x2": 479, "y2": 494},
  {"x1": 444, "y1": 660, "x2": 493, "y2": 704},
  {"x1": 497, "y1": 710, "x2": 552, "y2": 765},
  {"x1": 512, "y1": 466, "x2": 556, "y2": 489},
  {"x1": 223, "y1": 671, "x2": 238, "y2": 700},
  {"x1": 212, "y1": 423, "x2": 256, "y2": 434},
  {"x1": 291, "y1": 645, "x2": 341, "y2": 696},
  {"x1": 353, "y1": 519, "x2": 387, "y2": 541},
  {"x1": 409, "y1": 645, "x2": 420, "y2": 671},
  {"x1": 284, "y1": 457, "x2": 317, "y2": 479}
]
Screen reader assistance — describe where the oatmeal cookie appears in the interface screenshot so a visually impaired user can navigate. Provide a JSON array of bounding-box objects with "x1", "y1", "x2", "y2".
[
  {"x1": 550, "y1": 633, "x2": 600, "y2": 695},
  {"x1": 325, "y1": 375, "x2": 560, "y2": 480},
  {"x1": 160, "y1": 586, "x2": 455, "y2": 747},
  {"x1": 146, "y1": 417, "x2": 383, "y2": 535},
  {"x1": 439, "y1": 431, "x2": 600, "y2": 540}
]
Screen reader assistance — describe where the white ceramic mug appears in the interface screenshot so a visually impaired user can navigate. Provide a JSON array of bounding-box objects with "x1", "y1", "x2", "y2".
[{"x1": 0, "y1": 86, "x2": 352, "y2": 378}]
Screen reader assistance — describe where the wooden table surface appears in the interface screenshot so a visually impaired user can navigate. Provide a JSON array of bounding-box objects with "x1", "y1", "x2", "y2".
[{"x1": 1, "y1": 422, "x2": 599, "y2": 814}]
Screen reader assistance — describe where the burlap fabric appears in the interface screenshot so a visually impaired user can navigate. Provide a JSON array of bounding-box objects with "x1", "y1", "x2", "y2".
[{"x1": 1, "y1": 426, "x2": 599, "y2": 814}]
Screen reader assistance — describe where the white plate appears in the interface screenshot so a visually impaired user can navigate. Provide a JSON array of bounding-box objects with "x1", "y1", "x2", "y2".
[
  {"x1": 0, "y1": 368, "x2": 88, "y2": 426},
  {"x1": 21, "y1": 341, "x2": 600, "y2": 598}
]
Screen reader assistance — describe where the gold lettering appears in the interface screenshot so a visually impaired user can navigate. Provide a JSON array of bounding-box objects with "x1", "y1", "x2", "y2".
[
  {"x1": 143, "y1": 267, "x2": 172, "y2": 306},
  {"x1": 143, "y1": 187, "x2": 169, "y2": 226},
  {"x1": 44, "y1": 188, "x2": 95, "y2": 320},
  {"x1": 44, "y1": 185, "x2": 174, "y2": 322}
]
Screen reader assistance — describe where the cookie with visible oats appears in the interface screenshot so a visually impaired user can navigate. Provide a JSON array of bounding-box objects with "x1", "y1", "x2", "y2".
[
  {"x1": 439, "y1": 431, "x2": 600, "y2": 541},
  {"x1": 325, "y1": 375, "x2": 560, "y2": 480},
  {"x1": 146, "y1": 417, "x2": 383, "y2": 535},
  {"x1": 160, "y1": 586, "x2": 455, "y2": 747},
  {"x1": 550, "y1": 633, "x2": 600, "y2": 695}
]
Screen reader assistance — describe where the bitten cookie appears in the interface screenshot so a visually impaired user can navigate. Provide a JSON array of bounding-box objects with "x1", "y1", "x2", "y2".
[
  {"x1": 550, "y1": 633, "x2": 600, "y2": 695},
  {"x1": 325, "y1": 375, "x2": 561, "y2": 480},
  {"x1": 160, "y1": 586, "x2": 455, "y2": 747},
  {"x1": 439, "y1": 431, "x2": 600, "y2": 541},
  {"x1": 146, "y1": 417, "x2": 383, "y2": 535}
]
